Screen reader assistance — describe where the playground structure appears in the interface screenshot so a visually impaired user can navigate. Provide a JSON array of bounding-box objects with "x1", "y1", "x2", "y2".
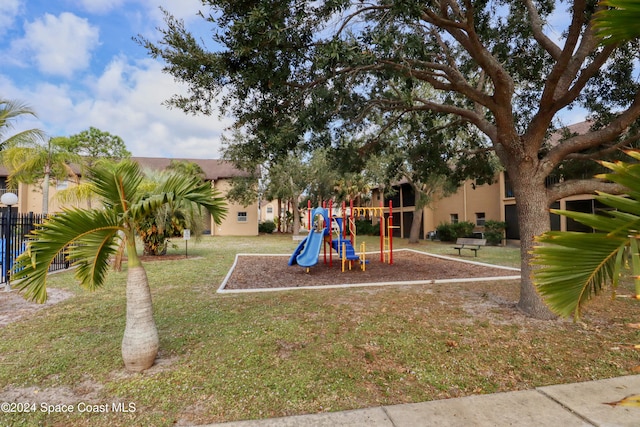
[{"x1": 288, "y1": 201, "x2": 395, "y2": 272}]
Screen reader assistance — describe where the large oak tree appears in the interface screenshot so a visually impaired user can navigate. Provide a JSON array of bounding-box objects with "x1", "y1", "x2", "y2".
[{"x1": 139, "y1": 0, "x2": 640, "y2": 319}]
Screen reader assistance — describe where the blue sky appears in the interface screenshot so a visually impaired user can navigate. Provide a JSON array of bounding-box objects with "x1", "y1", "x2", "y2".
[
  {"x1": 1, "y1": 1, "x2": 585, "y2": 160},
  {"x1": 0, "y1": 0, "x2": 230, "y2": 159}
]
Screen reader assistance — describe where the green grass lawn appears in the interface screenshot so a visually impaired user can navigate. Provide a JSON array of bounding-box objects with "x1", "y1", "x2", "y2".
[{"x1": 0, "y1": 235, "x2": 637, "y2": 426}]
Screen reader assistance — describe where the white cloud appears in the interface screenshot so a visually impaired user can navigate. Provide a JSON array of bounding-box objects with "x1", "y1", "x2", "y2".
[
  {"x1": 0, "y1": 0, "x2": 21, "y2": 36},
  {"x1": 93, "y1": 57, "x2": 131, "y2": 100},
  {"x1": 1, "y1": 2, "x2": 228, "y2": 160},
  {"x1": 141, "y1": 0, "x2": 204, "y2": 22},
  {"x1": 0, "y1": 75, "x2": 44, "y2": 137},
  {"x1": 2, "y1": 57, "x2": 229, "y2": 159},
  {"x1": 13, "y1": 12, "x2": 100, "y2": 78},
  {"x1": 98, "y1": 58, "x2": 231, "y2": 158},
  {"x1": 74, "y1": 0, "x2": 126, "y2": 14}
]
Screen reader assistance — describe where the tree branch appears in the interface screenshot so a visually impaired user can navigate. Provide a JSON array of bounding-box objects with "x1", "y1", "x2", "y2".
[
  {"x1": 537, "y1": 0, "x2": 586, "y2": 107},
  {"x1": 546, "y1": 179, "x2": 626, "y2": 204},
  {"x1": 544, "y1": 91, "x2": 640, "y2": 171},
  {"x1": 369, "y1": 96, "x2": 496, "y2": 141},
  {"x1": 553, "y1": 43, "x2": 617, "y2": 108},
  {"x1": 335, "y1": 5, "x2": 390, "y2": 37},
  {"x1": 565, "y1": 132, "x2": 640, "y2": 160},
  {"x1": 523, "y1": 0, "x2": 562, "y2": 60},
  {"x1": 421, "y1": 1, "x2": 514, "y2": 110}
]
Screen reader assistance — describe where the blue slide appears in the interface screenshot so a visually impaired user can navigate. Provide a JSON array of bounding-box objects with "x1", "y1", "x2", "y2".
[
  {"x1": 289, "y1": 207, "x2": 330, "y2": 268},
  {"x1": 288, "y1": 229, "x2": 325, "y2": 267}
]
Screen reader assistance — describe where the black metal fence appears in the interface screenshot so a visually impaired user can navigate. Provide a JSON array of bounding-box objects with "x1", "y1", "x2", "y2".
[{"x1": 1, "y1": 211, "x2": 71, "y2": 284}]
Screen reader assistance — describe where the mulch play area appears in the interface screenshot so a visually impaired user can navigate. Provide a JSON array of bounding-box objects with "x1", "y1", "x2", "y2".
[{"x1": 219, "y1": 249, "x2": 520, "y2": 292}]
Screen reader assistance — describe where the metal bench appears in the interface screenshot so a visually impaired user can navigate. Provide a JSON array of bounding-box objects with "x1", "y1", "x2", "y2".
[{"x1": 453, "y1": 238, "x2": 486, "y2": 257}]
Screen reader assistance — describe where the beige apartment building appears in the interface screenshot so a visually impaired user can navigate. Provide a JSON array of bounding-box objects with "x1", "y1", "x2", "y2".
[
  {"x1": 370, "y1": 171, "x2": 599, "y2": 242},
  {"x1": 0, "y1": 157, "x2": 259, "y2": 237},
  {"x1": 366, "y1": 121, "x2": 602, "y2": 242}
]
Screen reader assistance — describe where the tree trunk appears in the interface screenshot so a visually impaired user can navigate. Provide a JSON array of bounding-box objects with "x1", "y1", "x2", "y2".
[
  {"x1": 512, "y1": 176, "x2": 556, "y2": 320},
  {"x1": 121, "y1": 265, "x2": 159, "y2": 372},
  {"x1": 291, "y1": 197, "x2": 301, "y2": 236},
  {"x1": 286, "y1": 200, "x2": 293, "y2": 233},
  {"x1": 277, "y1": 198, "x2": 282, "y2": 232},
  {"x1": 408, "y1": 206, "x2": 423, "y2": 244},
  {"x1": 42, "y1": 172, "x2": 50, "y2": 215}
]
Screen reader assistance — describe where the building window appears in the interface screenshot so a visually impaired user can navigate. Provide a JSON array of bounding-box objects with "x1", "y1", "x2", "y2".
[
  {"x1": 476, "y1": 212, "x2": 486, "y2": 226},
  {"x1": 450, "y1": 213, "x2": 459, "y2": 224},
  {"x1": 266, "y1": 206, "x2": 273, "y2": 214},
  {"x1": 504, "y1": 172, "x2": 515, "y2": 198},
  {"x1": 56, "y1": 180, "x2": 69, "y2": 190},
  {"x1": 237, "y1": 212, "x2": 248, "y2": 222}
]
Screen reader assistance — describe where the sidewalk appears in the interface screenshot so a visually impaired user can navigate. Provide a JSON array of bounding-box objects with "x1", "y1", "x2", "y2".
[{"x1": 198, "y1": 375, "x2": 640, "y2": 427}]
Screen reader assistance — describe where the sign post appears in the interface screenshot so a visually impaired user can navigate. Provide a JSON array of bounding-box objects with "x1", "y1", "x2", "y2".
[{"x1": 183, "y1": 229, "x2": 191, "y2": 258}]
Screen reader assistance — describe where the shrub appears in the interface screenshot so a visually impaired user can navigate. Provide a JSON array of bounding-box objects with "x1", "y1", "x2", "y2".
[
  {"x1": 436, "y1": 223, "x2": 455, "y2": 241},
  {"x1": 484, "y1": 220, "x2": 506, "y2": 245},
  {"x1": 354, "y1": 219, "x2": 380, "y2": 236},
  {"x1": 436, "y1": 221, "x2": 475, "y2": 242},
  {"x1": 370, "y1": 222, "x2": 381, "y2": 236},
  {"x1": 452, "y1": 221, "x2": 475, "y2": 239},
  {"x1": 259, "y1": 220, "x2": 276, "y2": 234}
]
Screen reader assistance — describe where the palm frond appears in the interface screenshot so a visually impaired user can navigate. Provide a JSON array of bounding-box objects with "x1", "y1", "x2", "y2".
[
  {"x1": 89, "y1": 160, "x2": 143, "y2": 213},
  {"x1": 162, "y1": 173, "x2": 228, "y2": 224},
  {"x1": 1, "y1": 139, "x2": 80, "y2": 187},
  {"x1": 0, "y1": 99, "x2": 46, "y2": 149},
  {"x1": 597, "y1": 157, "x2": 640, "y2": 199},
  {"x1": 2, "y1": 146, "x2": 46, "y2": 184},
  {"x1": 130, "y1": 172, "x2": 227, "y2": 224},
  {"x1": 532, "y1": 232, "x2": 628, "y2": 318},
  {"x1": 532, "y1": 150, "x2": 640, "y2": 318},
  {"x1": 54, "y1": 182, "x2": 98, "y2": 206},
  {"x1": 550, "y1": 205, "x2": 640, "y2": 239},
  {"x1": 0, "y1": 129, "x2": 47, "y2": 149},
  {"x1": 12, "y1": 208, "x2": 122, "y2": 303},
  {"x1": 595, "y1": 193, "x2": 640, "y2": 217},
  {"x1": 593, "y1": 0, "x2": 640, "y2": 44}
]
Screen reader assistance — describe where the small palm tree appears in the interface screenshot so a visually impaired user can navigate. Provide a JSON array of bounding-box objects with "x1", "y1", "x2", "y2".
[
  {"x1": 1, "y1": 137, "x2": 80, "y2": 214},
  {"x1": 0, "y1": 98, "x2": 46, "y2": 150},
  {"x1": 12, "y1": 159, "x2": 227, "y2": 372},
  {"x1": 136, "y1": 168, "x2": 207, "y2": 256},
  {"x1": 593, "y1": 0, "x2": 640, "y2": 44},
  {"x1": 531, "y1": 150, "x2": 640, "y2": 319}
]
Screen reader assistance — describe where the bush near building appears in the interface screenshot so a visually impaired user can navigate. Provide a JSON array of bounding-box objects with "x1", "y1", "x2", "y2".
[
  {"x1": 484, "y1": 220, "x2": 507, "y2": 246},
  {"x1": 259, "y1": 221, "x2": 276, "y2": 234},
  {"x1": 436, "y1": 221, "x2": 475, "y2": 242}
]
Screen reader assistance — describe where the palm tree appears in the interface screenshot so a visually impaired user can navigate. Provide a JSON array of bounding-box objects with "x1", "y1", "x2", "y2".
[
  {"x1": 0, "y1": 98, "x2": 45, "y2": 150},
  {"x1": 1, "y1": 137, "x2": 80, "y2": 214},
  {"x1": 12, "y1": 159, "x2": 227, "y2": 372},
  {"x1": 531, "y1": 150, "x2": 640, "y2": 319},
  {"x1": 136, "y1": 167, "x2": 208, "y2": 255},
  {"x1": 593, "y1": 0, "x2": 640, "y2": 44}
]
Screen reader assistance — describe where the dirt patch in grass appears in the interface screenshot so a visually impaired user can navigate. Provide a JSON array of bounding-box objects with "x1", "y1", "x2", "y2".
[
  {"x1": 222, "y1": 249, "x2": 519, "y2": 290},
  {"x1": 0, "y1": 287, "x2": 73, "y2": 328},
  {"x1": 0, "y1": 255, "x2": 198, "y2": 329}
]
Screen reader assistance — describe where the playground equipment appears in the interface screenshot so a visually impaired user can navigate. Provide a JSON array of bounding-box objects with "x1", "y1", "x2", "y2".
[{"x1": 288, "y1": 201, "x2": 395, "y2": 272}]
